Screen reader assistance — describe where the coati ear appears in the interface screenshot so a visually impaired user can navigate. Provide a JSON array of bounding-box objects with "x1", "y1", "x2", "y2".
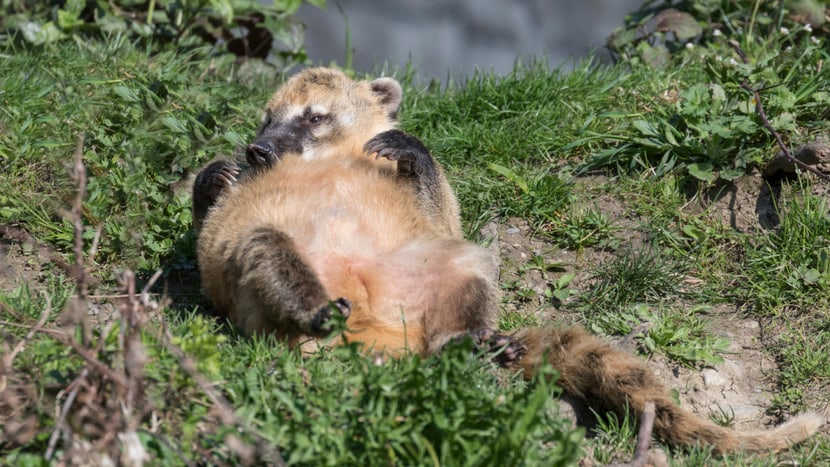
[{"x1": 369, "y1": 77, "x2": 403, "y2": 119}]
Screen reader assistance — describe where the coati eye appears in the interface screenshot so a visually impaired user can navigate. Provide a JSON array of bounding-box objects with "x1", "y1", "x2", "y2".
[{"x1": 308, "y1": 114, "x2": 324, "y2": 125}]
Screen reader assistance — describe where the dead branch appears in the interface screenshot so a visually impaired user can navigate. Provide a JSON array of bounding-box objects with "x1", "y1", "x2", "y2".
[
  {"x1": 728, "y1": 39, "x2": 830, "y2": 183},
  {"x1": 45, "y1": 368, "x2": 88, "y2": 460},
  {"x1": 70, "y1": 133, "x2": 91, "y2": 298},
  {"x1": 59, "y1": 330, "x2": 130, "y2": 389},
  {"x1": 606, "y1": 401, "x2": 657, "y2": 467}
]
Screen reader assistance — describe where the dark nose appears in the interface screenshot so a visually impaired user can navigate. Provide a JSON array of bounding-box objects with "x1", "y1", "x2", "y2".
[{"x1": 246, "y1": 140, "x2": 277, "y2": 168}]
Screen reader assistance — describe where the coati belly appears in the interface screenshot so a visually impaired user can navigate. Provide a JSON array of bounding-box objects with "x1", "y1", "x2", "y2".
[{"x1": 198, "y1": 155, "x2": 496, "y2": 354}]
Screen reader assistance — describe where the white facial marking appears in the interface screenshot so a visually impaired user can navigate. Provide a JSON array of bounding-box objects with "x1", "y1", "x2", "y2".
[
  {"x1": 310, "y1": 104, "x2": 329, "y2": 116},
  {"x1": 284, "y1": 105, "x2": 305, "y2": 121}
]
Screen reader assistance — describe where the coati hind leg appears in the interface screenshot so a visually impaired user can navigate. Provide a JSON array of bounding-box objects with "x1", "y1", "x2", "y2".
[
  {"x1": 421, "y1": 272, "x2": 526, "y2": 366},
  {"x1": 227, "y1": 227, "x2": 351, "y2": 337},
  {"x1": 192, "y1": 160, "x2": 239, "y2": 232},
  {"x1": 364, "y1": 130, "x2": 462, "y2": 237}
]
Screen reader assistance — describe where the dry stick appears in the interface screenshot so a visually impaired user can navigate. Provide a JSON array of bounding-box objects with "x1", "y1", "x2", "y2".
[
  {"x1": 70, "y1": 134, "x2": 91, "y2": 298},
  {"x1": 45, "y1": 367, "x2": 89, "y2": 460},
  {"x1": 631, "y1": 401, "x2": 657, "y2": 467},
  {"x1": 728, "y1": 39, "x2": 830, "y2": 184},
  {"x1": 64, "y1": 333, "x2": 130, "y2": 389},
  {"x1": 67, "y1": 134, "x2": 96, "y2": 348},
  {"x1": 606, "y1": 401, "x2": 657, "y2": 467}
]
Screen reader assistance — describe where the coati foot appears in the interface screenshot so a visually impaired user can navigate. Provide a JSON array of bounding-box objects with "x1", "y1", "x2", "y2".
[
  {"x1": 454, "y1": 329, "x2": 527, "y2": 367},
  {"x1": 309, "y1": 297, "x2": 352, "y2": 335},
  {"x1": 193, "y1": 160, "x2": 239, "y2": 230},
  {"x1": 363, "y1": 129, "x2": 433, "y2": 177}
]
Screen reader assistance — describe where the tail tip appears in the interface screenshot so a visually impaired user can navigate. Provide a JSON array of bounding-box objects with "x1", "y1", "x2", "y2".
[{"x1": 777, "y1": 411, "x2": 826, "y2": 443}]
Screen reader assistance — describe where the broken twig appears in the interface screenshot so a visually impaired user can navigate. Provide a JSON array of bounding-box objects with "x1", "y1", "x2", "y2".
[
  {"x1": 728, "y1": 39, "x2": 830, "y2": 183},
  {"x1": 607, "y1": 401, "x2": 657, "y2": 467}
]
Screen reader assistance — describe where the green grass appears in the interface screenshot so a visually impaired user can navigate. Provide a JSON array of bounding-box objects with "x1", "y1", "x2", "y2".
[
  {"x1": 2, "y1": 3, "x2": 830, "y2": 465},
  {"x1": 744, "y1": 183, "x2": 830, "y2": 315},
  {"x1": 0, "y1": 37, "x2": 274, "y2": 274}
]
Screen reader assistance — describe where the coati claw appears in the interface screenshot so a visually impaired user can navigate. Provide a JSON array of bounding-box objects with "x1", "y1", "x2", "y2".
[
  {"x1": 456, "y1": 329, "x2": 528, "y2": 368},
  {"x1": 363, "y1": 129, "x2": 428, "y2": 162},
  {"x1": 196, "y1": 160, "x2": 239, "y2": 196},
  {"x1": 364, "y1": 129, "x2": 437, "y2": 179},
  {"x1": 246, "y1": 141, "x2": 280, "y2": 169},
  {"x1": 192, "y1": 160, "x2": 240, "y2": 231},
  {"x1": 309, "y1": 297, "x2": 352, "y2": 335}
]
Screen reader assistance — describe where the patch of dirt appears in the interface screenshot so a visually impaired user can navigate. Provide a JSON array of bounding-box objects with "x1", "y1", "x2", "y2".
[
  {"x1": 698, "y1": 137, "x2": 830, "y2": 233},
  {"x1": 647, "y1": 308, "x2": 779, "y2": 429},
  {"x1": 0, "y1": 224, "x2": 71, "y2": 293}
]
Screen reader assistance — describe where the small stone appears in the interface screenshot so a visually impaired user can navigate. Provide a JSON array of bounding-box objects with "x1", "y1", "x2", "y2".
[
  {"x1": 505, "y1": 227, "x2": 520, "y2": 235},
  {"x1": 739, "y1": 320, "x2": 760, "y2": 330},
  {"x1": 721, "y1": 359, "x2": 744, "y2": 379},
  {"x1": 724, "y1": 403, "x2": 763, "y2": 421},
  {"x1": 701, "y1": 369, "x2": 727, "y2": 387}
]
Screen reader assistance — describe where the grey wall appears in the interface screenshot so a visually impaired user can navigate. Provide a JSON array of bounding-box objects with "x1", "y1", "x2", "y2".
[{"x1": 295, "y1": 0, "x2": 644, "y2": 79}]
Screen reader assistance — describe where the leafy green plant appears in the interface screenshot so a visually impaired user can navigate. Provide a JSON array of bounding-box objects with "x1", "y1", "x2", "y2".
[
  {"x1": 556, "y1": 206, "x2": 619, "y2": 250},
  {"x1": 590, "y1": 304, "x2": 730, "y2": 367},
  {"x1": 217, "y1": 339, "x2": 585, "y2": 466},
  {"x1": 550, "y1": 272, "x2": 577, "y2": 303},
  {"x1": 709, "y1": 404, "x2": 736, "y2": 428},
  {"x1": 588, "y1": 0, "x2": 830, "y2": 183},
  {"x1": 608, "y1": 0, "x2": 826, "y2": 66},
  {"x1": 0, "y1": 0, "x2": 326, "y2": 68}
]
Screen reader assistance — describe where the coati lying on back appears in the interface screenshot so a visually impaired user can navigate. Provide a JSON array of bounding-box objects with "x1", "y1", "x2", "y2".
[{"x1": 193, "y1": 67, "x2": 824, "y2": 454}]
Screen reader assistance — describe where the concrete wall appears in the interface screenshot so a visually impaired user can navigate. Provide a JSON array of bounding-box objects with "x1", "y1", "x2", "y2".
[{"x1": 295, "y1": 0, "x2": 644, "y2": 79}]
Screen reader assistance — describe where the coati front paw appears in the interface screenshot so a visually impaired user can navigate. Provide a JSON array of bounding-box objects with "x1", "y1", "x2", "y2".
[
  {"x1": 193, "y1": 160, "x2": 240, "y2": 230},
  {"x1": 309, "y1": 297, "x2": 352, "y2": 336},
  {"x1": 363, "y1": 129, "x2": 433, "y2": 177},
  {"x1": 467, "y1": 329, "x2": 528, "y2": 368},
  {"x1": 195, "y1": 160, "x2": 239, "y2": 197}
]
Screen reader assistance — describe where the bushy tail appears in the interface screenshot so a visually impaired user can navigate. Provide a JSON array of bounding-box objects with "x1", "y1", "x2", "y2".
[{"x1": 509, "y1": 326, "x2": 824, "y2": 454}]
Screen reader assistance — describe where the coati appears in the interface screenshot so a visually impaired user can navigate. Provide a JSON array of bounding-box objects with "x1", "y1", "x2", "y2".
[{"x1": 193, "y1": 67, "x2": 824, "y2": 454}]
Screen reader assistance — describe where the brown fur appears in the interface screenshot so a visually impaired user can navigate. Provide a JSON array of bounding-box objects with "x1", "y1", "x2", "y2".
[
  {"x1": 512, "y1": 327, "x2": 824, "y2": 454},
  {"x1": 194, "y1": 67, "x2": 823, "y2": 454}
]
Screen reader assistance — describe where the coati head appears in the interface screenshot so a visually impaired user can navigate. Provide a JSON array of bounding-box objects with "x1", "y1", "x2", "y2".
[{"x1": 247, "y1": 67, "x2": 403, "y2": 166}]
